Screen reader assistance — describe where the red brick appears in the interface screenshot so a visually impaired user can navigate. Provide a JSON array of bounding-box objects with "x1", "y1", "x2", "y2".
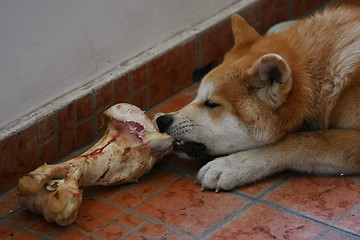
[
  {"x1": 132, "y1": 87, "x2": 149, "y2": 110},
  {"x1": 276, "y1": 0, "x2": 289, "y2": 8},
  {"x1": 76, "y1": 93, "x2": 93, "y2": 121},
  {"x1": 261, "y1": 0, "x2": 276, "y2": 33},
  {"x1": 95, "y1": 83, "x2": 112, "y2": 110},
  {"x1": 57, "y1": 103, "x2": 76, "y2": 158},
  {"x1": 149, "y1": 39, "x2": 196, "y2": 106},
  {"x1": 39, "y1": 138, "x2": 56, "y2": 164},
  {"x1": 292, "y1": 0, "x2": 305, "y2": 18},
  {"x1": 199, "y1": 18, "x2": 233, "y2": 67},
  {"x1": 275, "y1": 6, "x2": 290, "y2": 23},
  {"x1": 132, "y1": 64, "x2": 147, "y2": 91},
  {"x1": 114, "y1": 74, "x2": 130, "y2": 104},
  {"x1": 0, "y1": 126, "x2": 37, "y2": 192},
  {"x1": 96, "y1": 109, "x2": 106, "y2": 133},
  {"x1": 77, "y1": 118, "x2": 94, "y2": 147},
  {"x1": 305, "y1": 0, "x2": 319, "y2": 13},
  {"x1": 38, "y1": 114, "x2": 55, "y2": 142},
  {"x1": 242, "y1": 2, "x2": 261, "y2": 23}
]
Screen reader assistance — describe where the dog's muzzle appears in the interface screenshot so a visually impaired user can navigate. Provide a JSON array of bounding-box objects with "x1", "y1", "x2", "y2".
[{"x1": 156, "y1": 115, "x2": 207, "y2": 158}]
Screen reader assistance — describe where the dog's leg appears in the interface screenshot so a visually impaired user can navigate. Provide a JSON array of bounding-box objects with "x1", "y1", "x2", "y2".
[{"x1": 197, "y1": 128, "x2": 360, "y2": 192}]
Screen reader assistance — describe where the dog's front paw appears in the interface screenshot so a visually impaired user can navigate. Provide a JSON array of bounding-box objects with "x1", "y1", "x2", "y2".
[{"x1": 196, "y1": 157, "x2": 243, "y2": 192}]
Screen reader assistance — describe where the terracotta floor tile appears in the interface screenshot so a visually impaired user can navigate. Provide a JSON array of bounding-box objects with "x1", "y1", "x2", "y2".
[
  {"x1": 8, "y1": 209, "x2": 39, "y2": 227},
  {"x1": 336, "y1": 214, "x2": 360, "y2": 233},
  {"x1": 130, "y1": 180, "x2": 163, "y2": 196},
  {"x1": 265, "y1": 176, "x2": 360, "y2": 223},
  {"x1": 139, "y1": 222, "x2": 170, "y2": 238},
  {"x1": 0, "y1": 222, "x2": 19, "y2": 239},
  {"x1": 73, "y1": 196, "x2": 124, "y2": 233},
  {"x1": 164, "y1": 155, "x2": 208, "y2": 176},
  {"x1": 112, "y1": 191, "x2": 145, "y2": 208},
  {"x1": 163, "y1": 231, "x2": 193, "y2": 240},
  {"x1": 9, "y1": 231, "x2": 42, "y2": 240},
  {"x1": 28, "y1": 218, "x2": 59, "y2": 235},
  {"x1": 52, "y1": 227, "x2": 86, "y2": 240},
  {"x1": 86, "y1": 185, "x2": 122, "y2": 200},
  {"x1": 135, "y1": 177, "x2": 247, "y2": 236},
  {"x1": 149, "y1": 169, "x2": 181, "y2": 185},
  {"x1": 0, "y1": 200, "x2": 17, "y2": 218},
  {"x1": 210, "y1": 204, "x2": 325, "y2": 240},
  {"x1": 236, "y1": 172, "x2": 288, "y2": 197},
  {"x1": 115, "y1": 213, "x2": 147, "y2": 229},
  {"x1": 151, "y1": 93, "x2": 195, "y2": 113},
  {"x1": 123, "y1": 233, "x2": 149, "y2": 240},
  {"x1": 318, "y1": 230, "x2": 356, "y2": 240},
  {"x1": 95, "y1": 223, "x2": 128, "y2": 240},
  {"x1": 83, "y1": 237, "x2": 97, "y2": 240},
  {"x1": 3, "y1": 189, "x2": 20, "y2": 205}
]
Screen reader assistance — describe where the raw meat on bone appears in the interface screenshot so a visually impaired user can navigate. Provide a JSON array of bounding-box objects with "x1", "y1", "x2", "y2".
[{"x1": 18, "y1": 103, "x2": 173, "y2": 226}]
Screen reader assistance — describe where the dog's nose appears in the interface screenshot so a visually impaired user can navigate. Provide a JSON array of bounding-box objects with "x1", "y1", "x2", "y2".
[{"x1": 156, "y1": 115, "x2": 173, "y2": 133}]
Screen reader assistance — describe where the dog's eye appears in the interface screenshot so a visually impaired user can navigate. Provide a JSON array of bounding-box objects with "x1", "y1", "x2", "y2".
[{"x1": 204, "y1": 100, "x2": 220, "y2": 108}]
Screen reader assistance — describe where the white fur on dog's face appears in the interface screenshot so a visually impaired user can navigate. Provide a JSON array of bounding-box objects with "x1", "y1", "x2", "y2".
[{"x1": 167, "y1": 81, "x2": 259, "y2": 156}]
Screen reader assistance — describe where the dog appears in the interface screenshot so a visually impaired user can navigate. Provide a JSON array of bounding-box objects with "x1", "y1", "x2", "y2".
[{"x1": 156, "y1": 5, "x2": 360, "y2": 192}]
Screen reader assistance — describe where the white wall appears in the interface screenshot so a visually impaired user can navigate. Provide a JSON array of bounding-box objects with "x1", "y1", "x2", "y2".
[{"x1": 0, "y1": 0, "x2": 238, "y2": 129}]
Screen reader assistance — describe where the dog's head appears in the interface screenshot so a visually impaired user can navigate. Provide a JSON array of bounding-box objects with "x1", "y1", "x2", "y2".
[{"x1": 156, "y1": 15, "x2": 310, "y2": 158}]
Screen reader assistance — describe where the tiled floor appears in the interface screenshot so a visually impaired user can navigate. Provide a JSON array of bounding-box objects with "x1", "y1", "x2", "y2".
[{"x1": 1, "y1": 83, "x2": 360, "y2": 240}]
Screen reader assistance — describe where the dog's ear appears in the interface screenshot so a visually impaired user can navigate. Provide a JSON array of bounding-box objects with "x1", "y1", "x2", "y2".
[
  {"x1": 231, "y1": 14, "x2": 261, "y2": 48},
  {"x1": 248, "y1": 53, "x2": 292, "y2": 108}
]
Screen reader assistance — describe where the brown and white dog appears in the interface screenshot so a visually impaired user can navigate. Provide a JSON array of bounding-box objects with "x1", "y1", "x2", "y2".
[{"x1": 156, "y1": 5, "x2": 360, "y2": 192}]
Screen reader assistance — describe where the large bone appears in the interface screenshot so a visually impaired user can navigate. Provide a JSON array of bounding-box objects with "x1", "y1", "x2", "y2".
[{"x1": 18, "y1": 103, "x2": 173, "y2": 226}]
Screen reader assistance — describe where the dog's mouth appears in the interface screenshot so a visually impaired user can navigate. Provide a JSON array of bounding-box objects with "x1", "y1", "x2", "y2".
[{"x1": 173, "y1": 139, "x2": 207, "y2": 159}]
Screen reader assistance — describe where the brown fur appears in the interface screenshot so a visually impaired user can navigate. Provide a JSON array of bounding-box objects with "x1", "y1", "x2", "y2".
[{"x1": 157, "y1": 6, "x2": 360, "y2": 191}]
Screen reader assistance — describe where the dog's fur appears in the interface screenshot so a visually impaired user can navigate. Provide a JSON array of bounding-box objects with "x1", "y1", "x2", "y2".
[{"x1": 156, "y1": 5, "x2": 360, "y2": 191}]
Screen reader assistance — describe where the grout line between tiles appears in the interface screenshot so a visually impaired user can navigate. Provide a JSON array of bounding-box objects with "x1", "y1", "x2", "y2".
[
  {"x1": 254, "y1": 172, "x2": 297, "y2": 199},
  {"x1": 83, "y1": 176, "x2": 194, "y2": 237},
  {"x1": 198, "y1": 200, "x2": 258, "y2": 239},
  {"x1": 114, "y1": 208, "x2": 197, "y2": 240},
  {"x1": 197, "y1": 172, "x2": 296, "y2": 239},
  {"x1": 313, "y1": 228, "x2": 360, "y2": 240},
  {"x1": 259, "y1": 198, "x2": 360, "y2": 238},
  {"x1": 332, "y1": 203, "x2": 360, "y2": 227},
  {"x1": 3, "y1": 218, "x2": 52, "y2": 240}
]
